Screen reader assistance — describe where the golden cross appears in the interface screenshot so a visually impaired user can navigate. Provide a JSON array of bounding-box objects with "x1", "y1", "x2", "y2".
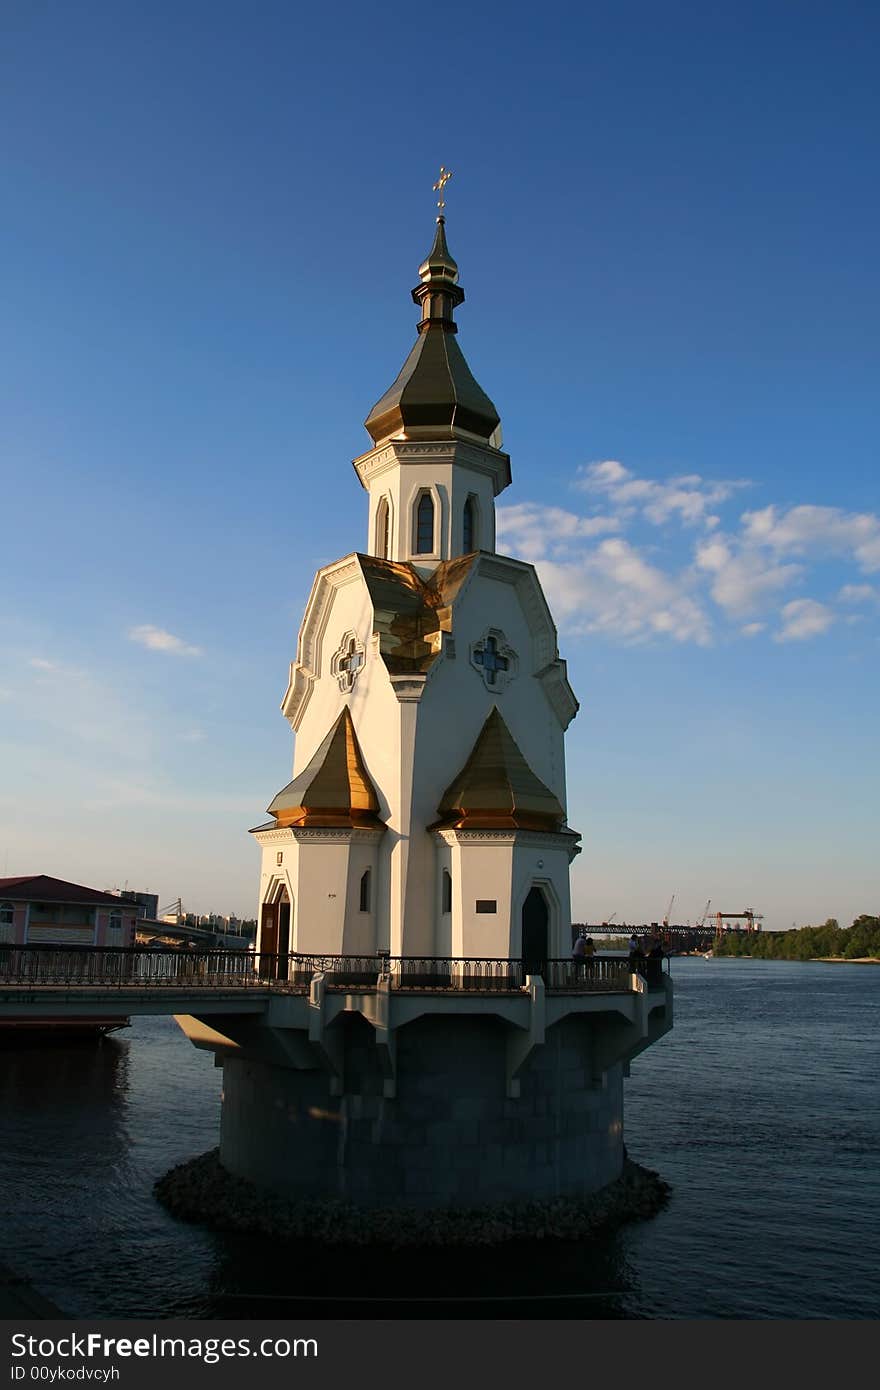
[{"x1": 433, "y1": 165, "x2": 452, "y2": 211}]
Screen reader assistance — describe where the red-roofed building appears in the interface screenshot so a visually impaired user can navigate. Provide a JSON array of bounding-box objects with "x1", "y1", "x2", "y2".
[{"x1": 0, "y1": 876, "x2": 138, "y2": 948}]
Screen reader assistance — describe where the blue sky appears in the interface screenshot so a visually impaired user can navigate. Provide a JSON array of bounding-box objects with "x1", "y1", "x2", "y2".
[{"x1": 1, "y1": 1, "x2": 877, "y2": 927}]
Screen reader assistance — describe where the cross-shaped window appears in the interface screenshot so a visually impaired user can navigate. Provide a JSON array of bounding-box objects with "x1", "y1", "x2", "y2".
[
  {"x1": 473, "y1": 635, "x2": 509, "y2": 685},
  {"x1": 337, "y1": 639, "x2": 364, "y2": 678}
]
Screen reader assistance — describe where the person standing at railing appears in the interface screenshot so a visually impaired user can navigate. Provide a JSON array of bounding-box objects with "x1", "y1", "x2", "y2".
[
  {"x1": 583, "y1": 935, "x2": 596, "y2": 978},
  {"x1": 647, "y1": 934, "x2": 665, "y2": 987},
  {"x1": 572, "y1": 931, "x2": 587, "y2": 980},
  {"x1": 628, "y1": 932, "x2": 642, "y2": 975}
]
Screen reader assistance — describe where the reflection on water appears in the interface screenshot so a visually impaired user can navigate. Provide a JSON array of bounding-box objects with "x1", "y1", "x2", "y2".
[{"x1": 1, "y1": 960, "x2": 879, "y2": 1318}]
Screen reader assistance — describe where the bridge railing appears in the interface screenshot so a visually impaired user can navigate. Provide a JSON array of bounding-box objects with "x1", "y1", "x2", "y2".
[
  {"x1": 544, "y1": 956, "x2": 636, "y2": 990},
  {"x1": 0, "y1": 946, "x2": 268, "y2": 987},
  {"x1": 0, "y1": 947, "x2": 650, "y2": 994}
]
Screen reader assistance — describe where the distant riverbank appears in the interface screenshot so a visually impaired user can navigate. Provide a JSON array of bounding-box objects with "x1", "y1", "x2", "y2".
[
  {"x1": 814, "y1": 956, "x2": 880, "y2": 964},
  {"x1": 712, "y1": 914, "x2": 879, "y2": 963}
]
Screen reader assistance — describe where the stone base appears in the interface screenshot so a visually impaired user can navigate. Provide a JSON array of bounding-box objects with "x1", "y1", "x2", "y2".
[
  {"x1": 219, "y1": 1013, "x2": 625, "y2": 1208},
  {"x1": 155, "y1": 1148, "x2": 670, "y2": 1248}
]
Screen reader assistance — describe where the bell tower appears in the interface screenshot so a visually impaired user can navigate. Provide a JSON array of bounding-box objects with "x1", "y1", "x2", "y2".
[{"x1": 356, "y1": 216, "x2": 511, "y2": 571}]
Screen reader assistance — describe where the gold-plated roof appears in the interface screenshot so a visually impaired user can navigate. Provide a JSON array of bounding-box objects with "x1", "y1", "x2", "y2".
[
  {"x1": 432, "y1": 707, "x2": 566, "y2": 832},
  {"x1": 357, "y1": 552, "x2": 477, "y2": 674},
  {"x1": 363, "y1": 217, "x2": 501, "y2": 446},
  {"x1": 267, "y1": 708, "x2": 384, "y2": 829}
]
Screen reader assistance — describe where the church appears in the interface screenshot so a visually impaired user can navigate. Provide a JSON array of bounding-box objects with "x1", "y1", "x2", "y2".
[
  {"x1": 253, "y1": 205, "x2": 580, "y2": 976},
  {"x1": 179, "y1": 184, "x2": 671, "y2": 1207}
]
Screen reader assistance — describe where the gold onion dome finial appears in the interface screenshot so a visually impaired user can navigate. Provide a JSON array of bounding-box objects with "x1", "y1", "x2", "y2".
[{"x1": 363, "y1": 166, "x2": 501, "y2": 447}]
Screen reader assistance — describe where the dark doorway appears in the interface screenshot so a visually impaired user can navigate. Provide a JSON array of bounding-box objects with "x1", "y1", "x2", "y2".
[
  {"x1": 277, "y1": 893, "x2": 291, "y2": 981},
  {"x1": 521, "y1": 886, "x2": 549, "y2": 979},
  {"x1": 259, "y1": 902, "x2": 277, "y2": 979}
]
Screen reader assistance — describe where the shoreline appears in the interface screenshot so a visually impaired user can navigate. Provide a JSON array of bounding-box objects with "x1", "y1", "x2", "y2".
[
  {"x1": 813, "y1": 956, "x2": 880, "y2": 964},
  {"x1": 156, "y1": 1149, "x2": 671, "y2": 1249},
  {"x1": 706, "y1": 954, "x2": 880, "y2": 964}
]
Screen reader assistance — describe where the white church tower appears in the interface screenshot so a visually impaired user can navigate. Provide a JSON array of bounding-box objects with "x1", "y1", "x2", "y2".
[
  {"x1": 180, "y1": 198, "x2": 672, "y2": 1207},
  {"x1": 252, "y1": 211, "x2": 580, "y2": 970}
]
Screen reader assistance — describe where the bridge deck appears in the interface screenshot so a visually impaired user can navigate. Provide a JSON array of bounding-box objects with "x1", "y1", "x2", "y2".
[{"x1": 0, "y1": 947, "x2": 668, "y2": 1018}]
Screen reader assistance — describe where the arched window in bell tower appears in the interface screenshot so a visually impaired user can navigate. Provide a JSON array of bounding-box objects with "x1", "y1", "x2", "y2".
[
  {"x1": 375, "y1": 496, "x2": 390, "y2": 559},
  {"x1": 463, "y1": 495, "x2": 478, "y2": 553},
  {"x1": 414, "y1": 490, "x2": 435, "y2": 555}
]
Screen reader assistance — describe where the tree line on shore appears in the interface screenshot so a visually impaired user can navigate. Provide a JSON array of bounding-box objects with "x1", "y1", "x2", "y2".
[{"x1": 712, "y1": 915, "x2": 880, "y2": 960}]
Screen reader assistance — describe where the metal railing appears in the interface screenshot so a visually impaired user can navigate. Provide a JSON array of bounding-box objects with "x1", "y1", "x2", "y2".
[
  {"x1": 0, "y1": 946, "x2": 652, "y2": 994},
  {"x1": 544, "y1": 956, "x2": 639, "y2": 991},
  {"x1": 0, "y1": 946, "x2": 267, "y2": 988}
]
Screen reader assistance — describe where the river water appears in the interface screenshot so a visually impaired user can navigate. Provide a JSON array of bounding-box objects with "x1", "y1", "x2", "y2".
[{"x1": 1, "y1": 958, "x2": 877, "y2": 1319}]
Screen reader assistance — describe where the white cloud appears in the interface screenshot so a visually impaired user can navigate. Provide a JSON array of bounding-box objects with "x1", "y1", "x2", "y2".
[
  {"x1": 694, "y1": 536, "x2": 802, "y2": 618},
  {"x1": 534, "y1": 539, "x2": 711, "y2": 645},
  {"x1": 29, "y1": 657, "x2": 58, "y2": 671},
  {"x1": 497, "y1": 461, "x2": 879, "y2": 648},
  {"x1": 742, "y1": 505, "x2": 880, "y2": 573},
  {"x1": 577, "y1": 460, "x2": 747, "y2": 528},
  {"x1": 497, "y1": 503, "x2": 619, "y2": 562},
  {"x1": 775, "y1": 599, "x2": 835, "y2": 643},
  {"x1": 838, "y1": 584, "x2": 878, "y2": 604},
  {"x1": 128, "y1": 625, "x2": 203, "y2": 657}
]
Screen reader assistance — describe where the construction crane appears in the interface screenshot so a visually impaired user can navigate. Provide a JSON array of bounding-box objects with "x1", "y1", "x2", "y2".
[
  {"x1": 714, "y1": 908, "x2": 765, "y2": 936},
  {"x1": 601, "y1": 911, "x2": 618, "y2": 926},
  {"x1": 697, "y1": 899, "x2": 711, "y2": 927},
  {"x1": 662, "y1": 894, "x2": 675, "y2": 928}
]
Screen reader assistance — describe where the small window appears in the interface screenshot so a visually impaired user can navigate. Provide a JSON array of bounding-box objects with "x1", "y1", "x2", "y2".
[
  {"x1": 376, "y1": 496, "x2": 390, "y2": 559},
  {"x1": 0, "y1": 902, "x2": 13, "y2": 926},
  {"x1": 276, "y1": 851, "x2": 284, "y2": 866},
  {"x1": 475, "y1": 900, "x2": 497, "y2": 914},
  {"x1": 463, "y1": 495, "x2": 478, "y2": 552},
  {"x1": 359, "y1": 869, "x2": 371, "y2": 913},
  {"x1": 108, "y1": 913, "x2": 122, "y2": 939},
  {"x1": 442, "y1": 869, "x2": 452, "y2": 914},
  {"x1": 414, "y1": 492, "x2": 434, "y2": 554}
]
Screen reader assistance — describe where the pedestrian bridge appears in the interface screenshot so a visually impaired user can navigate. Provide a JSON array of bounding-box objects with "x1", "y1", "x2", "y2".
[{"x1": 0, "y1": 945, "x2": 669, "y2": 1021}]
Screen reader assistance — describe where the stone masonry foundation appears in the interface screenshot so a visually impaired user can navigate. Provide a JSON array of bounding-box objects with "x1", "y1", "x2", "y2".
[{"x1": 218, "y1": 1013, "x2": 625, "y2": 1207}]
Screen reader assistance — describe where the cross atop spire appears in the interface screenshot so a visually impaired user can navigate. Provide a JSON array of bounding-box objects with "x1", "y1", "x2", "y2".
[{"x1": 433, "y1": 165, "x2": 452, "y2": 213}]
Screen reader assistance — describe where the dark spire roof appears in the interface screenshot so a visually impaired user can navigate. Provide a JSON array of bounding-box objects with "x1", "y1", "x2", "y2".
[{"x1": 364, "y1": 217, "x2": 501, "y2": 447}]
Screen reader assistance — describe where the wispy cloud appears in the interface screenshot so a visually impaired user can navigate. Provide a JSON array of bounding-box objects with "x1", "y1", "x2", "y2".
[
  {"x1": 128, "y1": 625, "x2": 203, "y2": 656},
  {"x1": 694, "y1": 536, "x2": 802, "y2": 618},
  {"x1": 520, "y1": 540, "x2": 711, "y2": 646},
  {"x1": 498, "y1": 459, "x2": 879, "y2": 647},
  {"x1": 497, "y1": 503, "x2": 620, "y2": 562},
  {"x1": 742, "y1": 505, "x2": 880, "y2": 573},
  {"x1": 775, "y1": 599, "x2": 835, "y2": 642},
  {"x1": 838, "y1": 583, "x2": 878, "y2": 605},
  {"x1": 576, "y1": 459, "x2": 747, "y2": 527}
]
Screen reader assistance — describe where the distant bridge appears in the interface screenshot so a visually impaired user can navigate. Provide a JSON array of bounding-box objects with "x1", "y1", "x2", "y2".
[
  {"x1": 574, "y1": 923, "x2": 732, "y2": 951},
  {"x1": 134, "y1": 919, "x2": 253, "y2": 950}
]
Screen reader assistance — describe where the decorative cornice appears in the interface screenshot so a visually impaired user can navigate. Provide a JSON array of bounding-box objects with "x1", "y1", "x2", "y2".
[
  {"x1": 251, "y1": 827, "x2": 295, "y2": 844},
  {"x1": 290, "y1": 827, "x2": 386, "y2": 844},
  {"x1": 536, "y1": 659, "x2": 579, "y2": 731},
  {"x1": 433, "y1": 827, "x2": 581, "y2": 851},
  {"x1": 281, "y1": 555, "x2": 362, "y2": 730},
  {"x1": 388, "y1": 673, "x2": 428, "y2": 703},
  {"x1": 352, "y1": 439, "x2": 511, "y2": 496}
]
